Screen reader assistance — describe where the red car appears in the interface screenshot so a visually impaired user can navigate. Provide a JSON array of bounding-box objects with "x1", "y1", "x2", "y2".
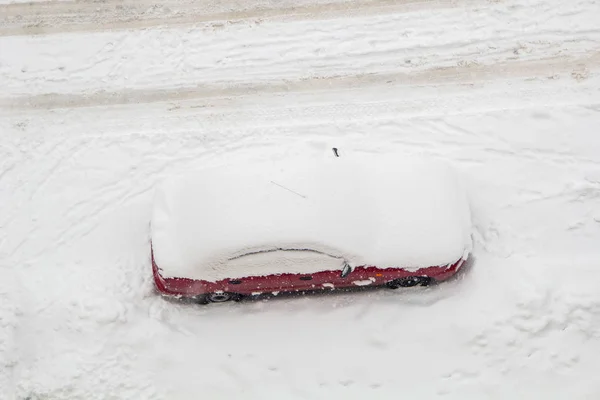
[{"x1": 151, "y1": 154, "x2": 472, "y2": 304}]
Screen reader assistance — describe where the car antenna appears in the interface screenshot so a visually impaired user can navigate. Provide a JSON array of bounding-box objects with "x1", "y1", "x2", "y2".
[{"x1": 332, "y1": 147, "x2": 339, "y2": 157}]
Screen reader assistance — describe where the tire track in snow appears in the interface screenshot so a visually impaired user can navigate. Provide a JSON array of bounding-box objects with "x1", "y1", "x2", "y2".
[
  {"x1": 425, "y1": 119, "x2": 600, "y2": 168},
  {"x1": 0, "y1": 0, "x2": 465, "y2": 36},
  {"x1": 0, "y1": 132, "x2": 247, "y2": 263},
  {"x1": 3, "y1": 51, "x2": 599, "y2": 110},
  {"x1": 6, "y1": 102, "x2": 599, "y2": 264},
  {"x1": 3, "y1": 0, "x2": 598, "y2": 99}
]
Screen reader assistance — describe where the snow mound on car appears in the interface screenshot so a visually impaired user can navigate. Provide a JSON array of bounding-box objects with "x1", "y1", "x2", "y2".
[{"x1": 151, "y1": 154, "x2": 472, "y2": 281}]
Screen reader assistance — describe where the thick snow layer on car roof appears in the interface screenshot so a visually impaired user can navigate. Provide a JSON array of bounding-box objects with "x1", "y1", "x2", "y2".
[{"x1": 151, "y1": 154, "x2": 472, "y2": 281}]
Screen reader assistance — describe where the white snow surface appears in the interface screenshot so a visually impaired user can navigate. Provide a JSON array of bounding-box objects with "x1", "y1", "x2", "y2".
[
  {"x1": 2, "y1": 0, "x2": 600, "y2": 399},
  {"x1": 152, "y1": 155, "x2": 471, "y2": 280}
]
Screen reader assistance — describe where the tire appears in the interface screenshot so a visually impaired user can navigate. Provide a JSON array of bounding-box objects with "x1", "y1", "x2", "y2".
[
  {"x1": 386, "y1": 276, "x2": 429, "y2": 289},
  {"x1": 196, "y1": 292, "x2": 243, "y2": 304},
  {"x1": 206, "y1": 292, "x2": 233, "y2": 303}
]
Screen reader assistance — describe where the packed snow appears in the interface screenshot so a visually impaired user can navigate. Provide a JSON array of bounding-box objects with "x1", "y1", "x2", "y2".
[
  {"x1": 151, "y1": 155, "x2": 471, "y2": 281},
  {"x1": 1, "y1": 0, "x2": 600, "y2": 399}
]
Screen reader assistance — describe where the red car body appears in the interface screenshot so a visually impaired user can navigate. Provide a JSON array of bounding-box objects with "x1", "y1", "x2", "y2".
[
  {"x1": 152, "y1": 245, "x2": 468, "y2": 302},
  {"x1": 150, "y1": 155, "x2": 472, "y2": 303}
]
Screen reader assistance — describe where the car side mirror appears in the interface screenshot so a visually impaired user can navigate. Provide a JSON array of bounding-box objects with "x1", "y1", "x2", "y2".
[{"x1": 340, "y1": 263, "x2": 352, "y2": 278}]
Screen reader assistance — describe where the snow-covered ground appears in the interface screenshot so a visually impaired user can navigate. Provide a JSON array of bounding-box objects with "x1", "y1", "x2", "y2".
[{"x1": 1, "y1": 0, "x2": 600, "y2": 398}]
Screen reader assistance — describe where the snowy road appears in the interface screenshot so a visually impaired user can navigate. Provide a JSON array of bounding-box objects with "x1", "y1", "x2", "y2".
[{"x1": 1, "y1": 0, "x2": 600, "y2": 398}]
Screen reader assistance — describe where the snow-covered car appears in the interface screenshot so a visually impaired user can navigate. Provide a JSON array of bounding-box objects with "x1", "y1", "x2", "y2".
[{"x1": 150, "y1": 154, "x2": 472, "y2": 304}]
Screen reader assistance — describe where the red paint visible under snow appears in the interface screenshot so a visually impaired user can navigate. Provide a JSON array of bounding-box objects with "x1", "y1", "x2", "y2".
[{"x1": 151, "y1": 246, "x2": 467, "y2": 299}]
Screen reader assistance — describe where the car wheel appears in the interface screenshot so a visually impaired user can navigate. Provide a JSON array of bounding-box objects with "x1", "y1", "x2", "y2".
[
  {"x1": 386, "y1": 276, "x2": 429, "y2": 289},
  {"x1": 207, "y1": 292, "x2": 234, "y2": 303}
]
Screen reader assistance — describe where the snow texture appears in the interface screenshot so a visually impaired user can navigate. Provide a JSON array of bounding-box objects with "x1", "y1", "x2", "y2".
[
  {"x1": 1, "y1": 0, "x2": 600, "y2": 398},
  {"x1": 151, "y1": 155, "x2": 471, "y2": 280}
]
